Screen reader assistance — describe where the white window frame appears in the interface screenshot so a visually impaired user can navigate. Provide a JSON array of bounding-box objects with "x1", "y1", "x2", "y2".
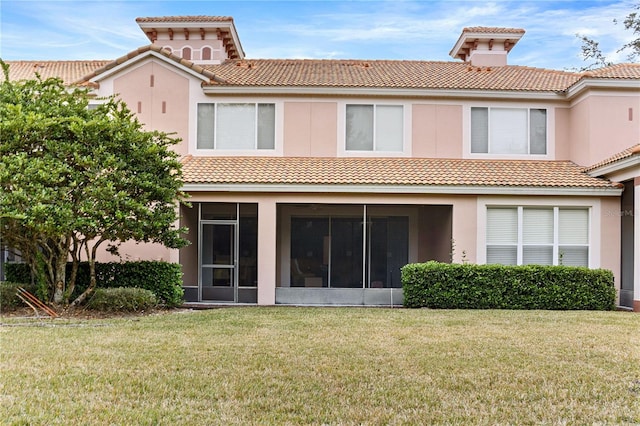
[
  {"x1": 196, "y1": 102, "x2": 278, "y2": 152},
  {"x1": 338, "y1": 102, "x2": 411, "y2": 157},
  {"x1": 464, "y1": 104, "x2": 555, "y2": 160},
  {"x1": 476, "y1": 197, "x2": 598, "y2": 268},
  {"x1": 485, "y1": 206, "x2": 590, "y2": 266}
]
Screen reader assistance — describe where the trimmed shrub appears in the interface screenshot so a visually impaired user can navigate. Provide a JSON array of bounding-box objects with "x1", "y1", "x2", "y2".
[
  {"x1": 96, "y1": 261, "x2": 184, "y2": 308},
  {"x1": 0, "y1": 281, "x2": 38, "y2": 311},
  {"x1": 4, "y1": 261, "x2": 184, "y2": 307},
  {"x1": 86, "y1": 287, "x2": 157, "y2": 312},
  {"x1": 402, "y1": 261, "x2": 616, "y2": 310}
]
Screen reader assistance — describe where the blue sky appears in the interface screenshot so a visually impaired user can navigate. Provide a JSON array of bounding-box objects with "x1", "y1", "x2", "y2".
[{"x1": 1, "y1": 0, "x2": 638, "y2": 70}]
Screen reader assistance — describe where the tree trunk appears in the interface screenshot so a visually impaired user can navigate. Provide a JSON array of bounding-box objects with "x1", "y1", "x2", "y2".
[
  {"x1": 51, "y1": 235, "x2": 71, "y2": 305},
  {"x1": 70, "y1": 239, "x2": 103, "y2": 307},
  {"x1": 65, "y1": 237, "x2": 82, "y2": 301},
  {"x1": 52, "y1": 255, "x2": 66, "y2": 305}
]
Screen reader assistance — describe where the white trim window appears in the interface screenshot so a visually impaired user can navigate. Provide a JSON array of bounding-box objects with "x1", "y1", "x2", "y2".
[
  {"x1": 471, "y1": 107, "x2": 547, "y2": 155},
  {"x1": 486, "y1": 207, "x2": 589, "y2": 266},
  {"x1": 197, "y1": 103, "x2": 275, "y2": 150},
  {"x1": 345, "y1": 104, "x2": 403, "y2": 152}
]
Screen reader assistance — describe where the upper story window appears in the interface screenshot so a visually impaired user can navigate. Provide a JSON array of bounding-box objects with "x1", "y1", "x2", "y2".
[
  {"x1": 486, "y1": 206, "x2": 589, "y2": 267},
  {"x1": 346, "y1": 104, "x2": 403, "y2": 152},
  {"x1": 471, "y1": 107, "x2": 547, "y2": 155},
  {"x1": 197, "y1": 103, "x2": 275, "y2": 150}
]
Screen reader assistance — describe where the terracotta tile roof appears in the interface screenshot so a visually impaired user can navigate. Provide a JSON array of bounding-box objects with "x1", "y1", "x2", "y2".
[
  {"x1": 181, "y1": 157, "x2": 616, "y2": 189},
  {"x1": 4, "y1": 49, "x2": 636, "y2": 93},
  {"x1": 1, "y1": 60, "x2": 110, "y2": 85},
  {"x1": 73, "y1": 45, "x2": 220, "y2": 86},
  {"x1": 462, "y1": 27, "x2": 525, "y2": 34},
  {"x1": 203, "y1": 60, "x2": 581, "y2": 92},
  {"x1": 135, "y1": 16, "x2": 233, "y2": 23},
  {"x1": 583, "y1": 144, "x2": 640, "y2": 172},
  {"x1": 583, "y1": 63, "x2": 640, "y2": 79}
]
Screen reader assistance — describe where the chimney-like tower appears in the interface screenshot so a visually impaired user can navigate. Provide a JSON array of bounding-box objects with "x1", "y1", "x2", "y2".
[
  {"x1": 135, "y1": 16, "x2": 245, "y2": 64},
  {"x1": 449, "y1": 27, "x2": 524, "y2": 67}
]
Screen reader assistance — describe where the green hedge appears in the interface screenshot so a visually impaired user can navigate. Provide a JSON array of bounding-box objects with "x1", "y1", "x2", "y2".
[
  {"x1": 86, "y1": 287, "x2": 157, "y2": 312},
  {"x1": 401, "y1": 262, "x2": 616, "y2": 310},
  {"x1": 5, "y1": 261, "x2": 183, "y2": 307}
]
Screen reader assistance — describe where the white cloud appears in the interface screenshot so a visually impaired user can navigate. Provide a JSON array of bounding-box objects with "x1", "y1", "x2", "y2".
[{"x1": 1, "y1": 0, "x2": 637, "y2": 68}]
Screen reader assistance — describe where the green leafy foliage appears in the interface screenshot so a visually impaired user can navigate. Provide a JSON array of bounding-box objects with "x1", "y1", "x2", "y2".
[
  {"x1": 85, "y1": 287, "x2": 157, "y2": 312},
  {"x1": 402, "y1": 262, "x2": 616, "y2": 310},
  {"x1": 6, "y1": 261, "x2": 183, "y2": 307},
  {"x1": 0, "y1": 61, "x2": 188, "y2": 305}
]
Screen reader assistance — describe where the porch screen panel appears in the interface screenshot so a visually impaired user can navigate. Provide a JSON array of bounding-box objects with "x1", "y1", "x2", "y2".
[
  {"x1": 330, "y1": 218, "x2": 363, "y2": 288},
  {"x1": 489, "y1": 108, "x2": 528, "y2": 154},
  {"x1": 239, "y1": 204, "x2": 258, "y2": 287},
  {"x1": 290, "y1": 218, "x2": 329, "y2": 287},
  {"x1": 369, "y1": 217, "x2": 408, "y2": 288},
  {"x1": 375, "y1": 105, "x2": 403, "y2": 151},
  {"x1": 197, "y1": 104, "x2": 215, "y2": 149},
  {"x1": 470, "y1": 107, "x2": 488, "y2": 153},
  {"x1": 346, "y1": 105, "x2": 374, "y2": 150},
  {"x1": 558, "y1": 209, "x2": 589, "y2": 266},
  {"x1": 216, "y1": 103, "x2": 255, "y2": 149},
  {"x1": 486, "y1": 207, "x2": 517, "y2": 265},
  {"x1": 522, "y1": 208, "x2": 553, "y2": 265}
]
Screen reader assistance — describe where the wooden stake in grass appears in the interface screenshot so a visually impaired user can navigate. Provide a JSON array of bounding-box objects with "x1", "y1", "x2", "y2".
[{"x1": 15, "y1": 287, "x2": 58, "y2": 318}]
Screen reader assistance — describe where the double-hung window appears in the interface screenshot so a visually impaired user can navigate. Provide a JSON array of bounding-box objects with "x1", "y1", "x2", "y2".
[
  {"x1": 486, "y1": 207, "x2": 589, "y2": 266},
  {"x1": 197, "y1": 103, "x2": 275, "y2": 150},
  {"x1": 345, "y1": 104, "x2": 403, "y2": 152},
  {"x1": 471, "y1": 107, "x2": 547, "y2": 154}
]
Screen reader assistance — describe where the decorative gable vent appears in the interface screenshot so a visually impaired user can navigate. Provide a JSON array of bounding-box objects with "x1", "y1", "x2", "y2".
[{"x1": 449, "y1": 27, "x2": 525, "y2": 67}]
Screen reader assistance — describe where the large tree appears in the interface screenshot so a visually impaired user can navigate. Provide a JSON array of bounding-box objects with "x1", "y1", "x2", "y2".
[
  {"x1": 0, "y1": 61, "x2": 188, "y2": 306},
  {"x1": 578, "y1": 2, "x2": 640, "y2": 69}
]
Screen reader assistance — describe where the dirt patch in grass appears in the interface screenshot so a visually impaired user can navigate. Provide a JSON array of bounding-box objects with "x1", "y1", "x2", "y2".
[{"x1": 0, "y1": 306, "x2": 191, "y2": 321}]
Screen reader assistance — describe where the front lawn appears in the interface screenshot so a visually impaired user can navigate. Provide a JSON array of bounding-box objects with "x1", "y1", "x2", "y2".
[{"x1": 1, "y1": 308, "x2": 638, "y2": 424}]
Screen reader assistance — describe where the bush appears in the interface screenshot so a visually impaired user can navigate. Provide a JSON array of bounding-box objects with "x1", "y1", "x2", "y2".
[
  {"x1": 4, "y1": 263, "x2": 48, "y2": 300},
  {"x1": 97, "y1": 261, "x2": 184, "y2": 308},
  {"x1": 85, "y1": 287, "x2": 157, "y2": 312},
  {"x1": 402, "y1": 262, "x2": 616, "y2": 310},
  {"x1": 0, "y1": 281, "x2": 38, "y2": 311},
  {"x1": 5, "y1": 261, "x2": 184, "y2": 307}
]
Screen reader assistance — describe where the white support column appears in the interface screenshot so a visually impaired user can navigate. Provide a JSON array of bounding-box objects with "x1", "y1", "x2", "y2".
[
  {"x1": 257, "y1": 200, "x2": 277, "y2": 305},
  {"x1": 634, "y1": 179, "x2": 640, "y2": 312}
]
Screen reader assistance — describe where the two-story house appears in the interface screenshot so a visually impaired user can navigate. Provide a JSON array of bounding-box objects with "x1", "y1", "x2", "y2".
[{"x1": 4, "y1": 16, "x2": 639, "y2": 309}]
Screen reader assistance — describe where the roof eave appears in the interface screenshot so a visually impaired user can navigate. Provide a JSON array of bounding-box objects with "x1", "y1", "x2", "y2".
[
  {"x1": 79, "y1": 49, "x2": 212, "y2": 85},
  {"x1": 586, "y1": 156, "x2": 640, "y2": 177},
  {"x1": 565, "y1": 78, "x2": 640, "y2": 99},
  {"x1": 181, "y1": 183, "x2": 621, "y2": 196},
  {"x1": 201, "y1": 85, "x2": 567, "y2": 100}
]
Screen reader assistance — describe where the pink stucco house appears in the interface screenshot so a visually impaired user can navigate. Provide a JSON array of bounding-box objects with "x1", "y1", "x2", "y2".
[{"x1": 4, "y1": 16, "x2": 639, "y2": 309}]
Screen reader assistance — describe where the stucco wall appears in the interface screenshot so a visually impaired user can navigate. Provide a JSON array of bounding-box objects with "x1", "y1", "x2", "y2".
[
  {"x1": 554, "y1": 107, "x2": 571, "y2": 160},
  {"x1": 600, "y1": 196, "x2": 622, "y2": 294},
  {"x1": 283, "y1": 102, "x2": 337, "y2": 157},
  {"x1": 412, "y1": 104, "x2": 463, "y2": 158},
  {"x1": 113, "y1": 60, "x2": 191, "y2": 157},
  {"x1": 569, "y1": 93, "x2": 640, "y2": 166}
]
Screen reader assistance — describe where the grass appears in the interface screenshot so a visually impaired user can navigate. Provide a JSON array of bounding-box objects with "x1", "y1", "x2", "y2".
[{"x1": 1, "y1": 308, "x2": 639, "y2": 425}]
